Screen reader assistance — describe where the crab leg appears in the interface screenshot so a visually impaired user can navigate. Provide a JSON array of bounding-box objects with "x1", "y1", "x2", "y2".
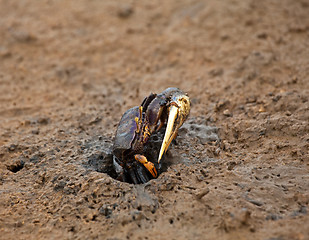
[{"x1": 135, "y1": 154, "x2": 157, "y2": 178}]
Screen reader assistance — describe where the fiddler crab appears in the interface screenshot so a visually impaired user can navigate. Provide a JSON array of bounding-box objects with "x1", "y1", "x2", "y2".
[{"x1": 112, "y1": 87, "x2": 190, "y2": 184}]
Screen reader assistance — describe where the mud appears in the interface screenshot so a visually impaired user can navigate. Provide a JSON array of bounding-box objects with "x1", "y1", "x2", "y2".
[{"x1": 0, "y1": 0, "x2": 309, "y2": 239}]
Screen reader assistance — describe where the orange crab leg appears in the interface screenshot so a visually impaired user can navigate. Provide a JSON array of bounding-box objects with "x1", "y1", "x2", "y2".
[{"x1": 134, "y1": 154, "x2": 157, "y2": 178}]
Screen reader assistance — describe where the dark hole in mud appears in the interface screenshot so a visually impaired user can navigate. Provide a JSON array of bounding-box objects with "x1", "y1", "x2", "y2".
[
  {"x1": 7, "y1": 160, "x2": 24, "y2": 173},
  {"x1": 83, "y1": 130, "x2": 171, "y2": 184},
  {"x1": 81, "y1": 136, "x2": 117, "y2": 179},
  {"x1": 87, "y1": 152, "x2": 117, "y2": 179}
]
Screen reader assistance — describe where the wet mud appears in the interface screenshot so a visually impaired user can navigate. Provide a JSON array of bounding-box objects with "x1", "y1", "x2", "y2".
[{"x1": 0, "y1": 0, "x2": 309, "y2": 239}]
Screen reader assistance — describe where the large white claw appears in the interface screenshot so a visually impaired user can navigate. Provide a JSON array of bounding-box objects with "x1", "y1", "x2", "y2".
[
  {"x1": 158, "y1": 94, "x2": 190, "y2": 163},
  {"x1": 158, "y1": 106, "x2": 178, "y2": 163}
]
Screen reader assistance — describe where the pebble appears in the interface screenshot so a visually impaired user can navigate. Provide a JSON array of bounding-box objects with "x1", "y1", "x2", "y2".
[
  {"x1": 223, "y1": 109, "x2": 232, "y2": 117},
  {"x1": 194, "y1": 188, "x2": 210, "y2": 199}
]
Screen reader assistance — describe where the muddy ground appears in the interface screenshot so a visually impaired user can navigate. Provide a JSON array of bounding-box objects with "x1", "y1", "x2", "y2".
[{"x1": 0, "y1": 0, "x2": 309, "y2": 239}]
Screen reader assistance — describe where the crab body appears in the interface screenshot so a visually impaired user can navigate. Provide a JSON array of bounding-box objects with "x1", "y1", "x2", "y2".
[{"x1": 112, "y1": 88, "x2": 190, "y2": 184}]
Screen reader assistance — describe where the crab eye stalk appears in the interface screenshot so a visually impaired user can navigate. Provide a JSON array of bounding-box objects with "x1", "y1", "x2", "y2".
[{"x1": 158, "y1": 93, "x2": 190, "y2": 163}]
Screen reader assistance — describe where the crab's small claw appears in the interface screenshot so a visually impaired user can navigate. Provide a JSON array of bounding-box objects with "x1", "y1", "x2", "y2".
[
  {"x1": 135, "y1": 154, "x2": 157, "y2": 178},
  {"x1": 158, "y1": 93, "x2": 190, "y2": 163}
]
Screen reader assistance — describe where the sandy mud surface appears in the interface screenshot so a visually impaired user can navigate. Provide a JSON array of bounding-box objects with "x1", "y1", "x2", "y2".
[{"x1": 0, "y1": 0, "x2": 308, "y2": 239}]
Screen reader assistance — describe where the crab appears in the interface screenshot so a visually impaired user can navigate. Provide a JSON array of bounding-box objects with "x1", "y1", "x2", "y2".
[{"x1": 112, "y1": 87, "x2": 190, "y2": 184}]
